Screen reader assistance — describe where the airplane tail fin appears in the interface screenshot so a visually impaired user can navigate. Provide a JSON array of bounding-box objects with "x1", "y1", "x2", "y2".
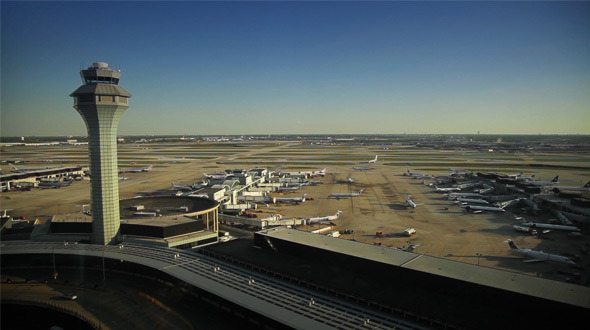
[
  {"x1": 359, "y1": 190, "x2": 363, "y2": 194},
  {"x1": 552, "y1": 176, "x2": 559, "y2": 182},
  {"x1": 506, "y1": 239, "x2": 518, "y2": 249},
  {"x1": 584, "y1": 181, "x2": 590, "y2": 188}
]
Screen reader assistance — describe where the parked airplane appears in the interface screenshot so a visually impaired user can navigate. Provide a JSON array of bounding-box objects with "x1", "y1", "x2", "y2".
[
  {"x1": 328, "y1": 190, "x2": 363, "y2": 199},
  {"x1": 512, "y1": 224, "x2": 537, "y2": 235},
  {"x1": 433, "y1": 185, "x2": 461, "y2": 193},
  {"x1": 462, "y1": 204, "x2": 505, "y2": 213},
  {"x1": 352, "y1": 166, "x2": 372, "y2": 171},
  {"x1": 506, "y1": 172, "x2": 524, "y2": 179},
  {"x1": 310, "y1": 169, "x2": 326, "y2": 177},
  {"x1": 368, "y1": 155, "x2": 378, "y2": 164},
  {"x1": 307, "y1": 210, "x2": 342, "y2": 224},
  {"x1": 307, "y1": 180, "x2": 323, "y2": 185},
  {"x1": 455, "y1": 198, "x2": 489, "y2": 205},
  {"x1": 39, "y1": 181, "x2": 72, "y2": 189},
  {"x1": 552, "y1": 180, "x2": 590, "y2": 194},
  {"x1": 529, "y1": 176, "x2": 559, "y2": 186},
  {"x1": 444, "y1": 192, "x2": 485, "y2": 199},
  {"x1": 520, "y1": 222, "x2": 581, "y2": 232},
  {"x1": 506, "y1": 239, "x2": 575, "y2": 265},
  {"x1": 276, "y1": 194, "x2": 307, "y2": 204},
  {"x1": 404, "y1": 169, "x2": 432, "y2": 179},
  {"x1": 277, "y1": 186, "x2": 300, "y2": 193},
  {"x1": 171, "y1": 182, "x2": 194, "y2": 192},
  {"x1": 515, "y1": 174, "x2": 535, "y2": 182}
]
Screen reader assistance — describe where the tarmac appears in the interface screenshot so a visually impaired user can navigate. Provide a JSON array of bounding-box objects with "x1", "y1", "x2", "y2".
[{"x1": 2, "y1": 140, "x2": 589, "y2": 285}]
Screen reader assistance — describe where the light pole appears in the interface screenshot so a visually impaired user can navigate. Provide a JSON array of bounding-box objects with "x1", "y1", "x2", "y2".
[
  {"x1": 476, "y1": 253, "x2": 482, "y2": 266},
  {"x1": 52, "y1": 247, "x2": 58, "y2": 279},
  {"x1": 102, "y1": 249, "x2": 106, "y2": 283}
]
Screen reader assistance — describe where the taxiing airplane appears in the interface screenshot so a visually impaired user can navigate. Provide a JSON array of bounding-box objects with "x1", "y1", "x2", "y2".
[
  {"x1": 307, "y1": 210, "x2": 342, "y2": 224},
  {"x1": 10, "y1": 164, "x2": 53, "y2": 173},
  {"x1": 405, "y1": 198, "x2": 423, "y2": 209},
  {"x1": 171, "y1": 182, "x2": 194, "y2": 192},
  {"x1": 328, "y1": 190, "x2": 363, "y2": 199},
  {"x1": 120, "y1": 165, "x2": 152, "y2": 173},
  {"x1": 310, "y1": 169, "x2": 326, "y2": 177},
  {"x1": 352, "y1": 166, "x2": 372, "y2": 171},
  {"x1": 275, "y1": 194, "x2": 306, "y2": 204},
  {"x1": 506, "y1": 239, "x2": 575, "y2": 265}
]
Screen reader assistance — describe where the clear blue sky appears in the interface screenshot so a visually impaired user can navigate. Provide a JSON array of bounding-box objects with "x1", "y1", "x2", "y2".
[{"x1": 2, "y1": 1, "x2": 589, "y2": 136}]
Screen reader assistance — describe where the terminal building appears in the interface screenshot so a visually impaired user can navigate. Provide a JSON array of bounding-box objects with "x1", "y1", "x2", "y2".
[
  {"x1": 244, "y1": 227, "x2": 590, "y2": 329},
  {"x1": 31, "y1": 196, "x2": 220, "y2": 249}
]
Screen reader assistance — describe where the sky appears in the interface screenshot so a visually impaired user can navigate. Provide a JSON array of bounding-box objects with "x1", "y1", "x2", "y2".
[{"x1": 1, "y1": 1, "x2": 589, "y2": 136}]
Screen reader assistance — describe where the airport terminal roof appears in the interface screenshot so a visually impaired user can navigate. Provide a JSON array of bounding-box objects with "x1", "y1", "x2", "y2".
[{"x1": 257, "y1": 227, "x2": 590, "y2": 309}]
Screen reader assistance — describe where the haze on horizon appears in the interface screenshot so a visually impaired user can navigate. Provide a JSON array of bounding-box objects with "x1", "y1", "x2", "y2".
[{"x1": 1, "y1": 1, "x2": 589, "y2": 137}]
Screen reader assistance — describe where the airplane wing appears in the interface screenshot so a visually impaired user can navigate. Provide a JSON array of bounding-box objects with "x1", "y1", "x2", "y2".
[{"x1": 522, "y1": 259, "x2": 544, "y2": 263}]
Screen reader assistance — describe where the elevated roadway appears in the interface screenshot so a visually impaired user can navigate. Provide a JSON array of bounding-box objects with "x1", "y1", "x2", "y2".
[{"x1": 1, "y1": 241, "x2": 430, "y2": 330}]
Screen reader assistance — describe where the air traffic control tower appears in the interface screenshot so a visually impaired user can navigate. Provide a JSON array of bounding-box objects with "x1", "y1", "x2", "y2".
[{"x1": 71, "y1": 62, "x2": 131, "y2": 245}]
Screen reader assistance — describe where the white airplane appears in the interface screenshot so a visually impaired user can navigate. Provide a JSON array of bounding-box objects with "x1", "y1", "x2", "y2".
[
  {"x1": 310, "y1": 169, "x2": 326, "y2": 177},
  {"x1": 404, "y1": 169, "x2": 432, "y2": 179},
  {"x1": 506, "y1": 172, "x2": 524, "y2": 179},
  {"x1": 433, "y1": 185, "x2": 461, "y2": 193},
  {"x1": 275, "y1": 194, "x2": 306, "y2": 203},
  {"x1": 204, "y1": 172, "x2": 227, "y2": 180},
  {"x1": 405, "y1": 197, "x2": 423, "y2": 209},
  {"x1": 10, "y1": 164, "x2": 53, "y2": 173},
  {"x1": 352, "y1": 166, "x2": 372, "y2": 171},
  {"x1": 277, "y1": 186, "x2": 300, "y2": 193},
  {"x1": 307, "y1": 180, "x2": 323, "y2": 185},
  {"x1": 328, "y1": 190, "x2": 363, "y2": 199},
  {"x1": 512, "y1": 224, "x2": 537, "y2": 235},
  {"x1": 39, "y1": 181, "x2": 72, "y2": 188},
  {"x1": 120, "y1": 165, "x2": 151, "y2": 173},
  {"x1": 529, "y1": 176, "x2": 559, "y2": 186},
  {"x1": 368, "y1": 155, "x2": 378, "y2": 164},
  {"x1": 307, "y1": 210, "x2": 342, "y2": 224},
  {"x1": 552, "y1": 180, "x2": 590, "y2": 193},
  {"x1": 444, "y1": 192, "x2": 485, "y2": 199},
  {"x1": 506, "y1": 239, "x2": 575, "y2": 265},
  {"x1": 520, "y1": 222, "x2": 581, "y2": 232},
  {"x1": 171, "y1": 182, "x2": 194, "y2": 192},
  {"x1": 337, "y1": 177, "x2": 355, "y2": 184},
  {"x1": 455, "y1": 198, "x2": 489, "y2": 205},
  {"x1": 462, "y1": 204, "x2": 505, "y2": 213}
]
